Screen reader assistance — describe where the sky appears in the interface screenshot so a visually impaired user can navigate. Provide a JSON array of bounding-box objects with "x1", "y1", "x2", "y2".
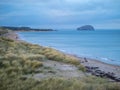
[{"x1": 0, "y1": 0, "x2": 120, "y2": 29}]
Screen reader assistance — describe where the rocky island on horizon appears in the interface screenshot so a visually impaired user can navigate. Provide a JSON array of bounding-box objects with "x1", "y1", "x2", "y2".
[{"x1": 77, "y1": 25, "x2": 95, "y2": 31}]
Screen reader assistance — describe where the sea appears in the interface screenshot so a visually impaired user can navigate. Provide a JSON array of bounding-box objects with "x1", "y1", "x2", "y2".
[{"x1": 18, "y1": 29, "x2": 120, "y2": 66}]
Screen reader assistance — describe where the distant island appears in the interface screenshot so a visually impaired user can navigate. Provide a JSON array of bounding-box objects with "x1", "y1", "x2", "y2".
[
  {"x1": 0, "y1": 26, "x2": 55, "y2": 32},
  {"x1": 77, "y1": 25, "x2": 95, "y2": 31}
]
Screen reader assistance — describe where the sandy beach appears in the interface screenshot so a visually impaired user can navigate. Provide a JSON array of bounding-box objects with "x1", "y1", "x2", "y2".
[{"x1": 7, "y1": 31, "x2": 120, "y2": 81}]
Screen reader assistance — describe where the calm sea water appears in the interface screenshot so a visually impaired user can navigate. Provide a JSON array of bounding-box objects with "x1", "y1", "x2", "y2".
[{"x1": 18, "y1": 30, "x2": 120, "y2": 66}]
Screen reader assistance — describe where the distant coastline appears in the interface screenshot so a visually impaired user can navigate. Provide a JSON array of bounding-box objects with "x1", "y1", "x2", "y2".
[{"x1": 0, "y1": 26, "x2": 56, "y2": 32}]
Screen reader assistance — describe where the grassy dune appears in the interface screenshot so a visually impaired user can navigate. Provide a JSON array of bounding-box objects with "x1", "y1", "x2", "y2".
[
  {"x1": 0, "y1": 31, "x2": 120, "y2": 90},
  {"x1": 0, "y1": 36, "x2": 84, "y2": 73}
]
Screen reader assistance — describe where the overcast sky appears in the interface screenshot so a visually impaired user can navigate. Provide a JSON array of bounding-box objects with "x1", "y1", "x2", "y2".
[{"x1": 0, "y1": 0, "x2": 120, "y2": 29}]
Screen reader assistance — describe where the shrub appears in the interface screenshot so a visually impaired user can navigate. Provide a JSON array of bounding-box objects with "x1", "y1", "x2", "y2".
[
  {"x1": 42, "y1": 47, "x2": 81, "y2": 66},
  {"x1": 31, "y1": 60, "x2": 43, "y2": 69},
  {"x1": 24, "y1": 54, "x2": 46, "y2": 61},
  {"x1": 77, "y1": 64, "x2": 86, "y2": 72},
  {"x1": 2, "y1": 60, "x2": 10, "y2": 68}
]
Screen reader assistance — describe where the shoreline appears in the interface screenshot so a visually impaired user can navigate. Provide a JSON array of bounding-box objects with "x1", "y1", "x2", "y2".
[
  {"x1": 7, "y1": 31, "x2": 120, "y2": 81},
  {"x1": 79, "y1": 57, "x2": 120, "y2": 77},
  {"x1": 63, "y1": 52, "x2": 120, "y2": 67}
]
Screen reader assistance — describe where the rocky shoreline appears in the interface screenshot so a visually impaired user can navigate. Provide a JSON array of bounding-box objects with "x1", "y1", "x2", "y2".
[{"x1": 79, "y1": 57, "x2": 120, "y2": 82}]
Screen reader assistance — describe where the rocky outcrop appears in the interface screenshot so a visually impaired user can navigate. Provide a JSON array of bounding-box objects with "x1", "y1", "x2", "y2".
[{"x1": 77, "y1": 25, "x2": 95, "y2": 30}]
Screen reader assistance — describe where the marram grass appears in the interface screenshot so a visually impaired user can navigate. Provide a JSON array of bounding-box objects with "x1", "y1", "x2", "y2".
[{"x1": 0, "y1": 32, "x2": 120, "y2": 90}]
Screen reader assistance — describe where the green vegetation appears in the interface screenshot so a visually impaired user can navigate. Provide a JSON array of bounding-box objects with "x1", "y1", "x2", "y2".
[
  {"x1": 0, "y1": 30, "x2": 120, "y2": 90},
  {"x1": 42, "y1": 47, "x2": 80, "y2": 65},
  {"x1": 0, "y1": 73, "x2": 120, "y2": 90},
  {"x1": 32, "y1": 77, "x2": 120, "y2": 90},
  {"x1": 0, "y1": 37, "x2": 44, "y2": 74},
  {"x1": 0, "y1": 36, "x2": 84, "y2": 74},
  {"x1": 0, "y1": 28, "x2": 9, "y2": 35}
]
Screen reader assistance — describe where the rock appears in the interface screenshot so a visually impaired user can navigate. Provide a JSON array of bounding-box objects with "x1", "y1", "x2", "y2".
[
  {"x1": 84, "y1": 57, "x2": 88, "y2": 62},
  {"x1": 85, "y1": 66, "x2": 120, "y2": 82},
  {"x1": 77, "y1": 25, "x2": 95, "y2": 30},
  {"x1": 106, "y1": 72, "x2": 116, "y2": 79},
  {"x1": 115, "y1": 78, "x2": 120, "y2": 82},
  {"x1": 94, "y1": 73, "x2": 101, "y2": 77}
]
